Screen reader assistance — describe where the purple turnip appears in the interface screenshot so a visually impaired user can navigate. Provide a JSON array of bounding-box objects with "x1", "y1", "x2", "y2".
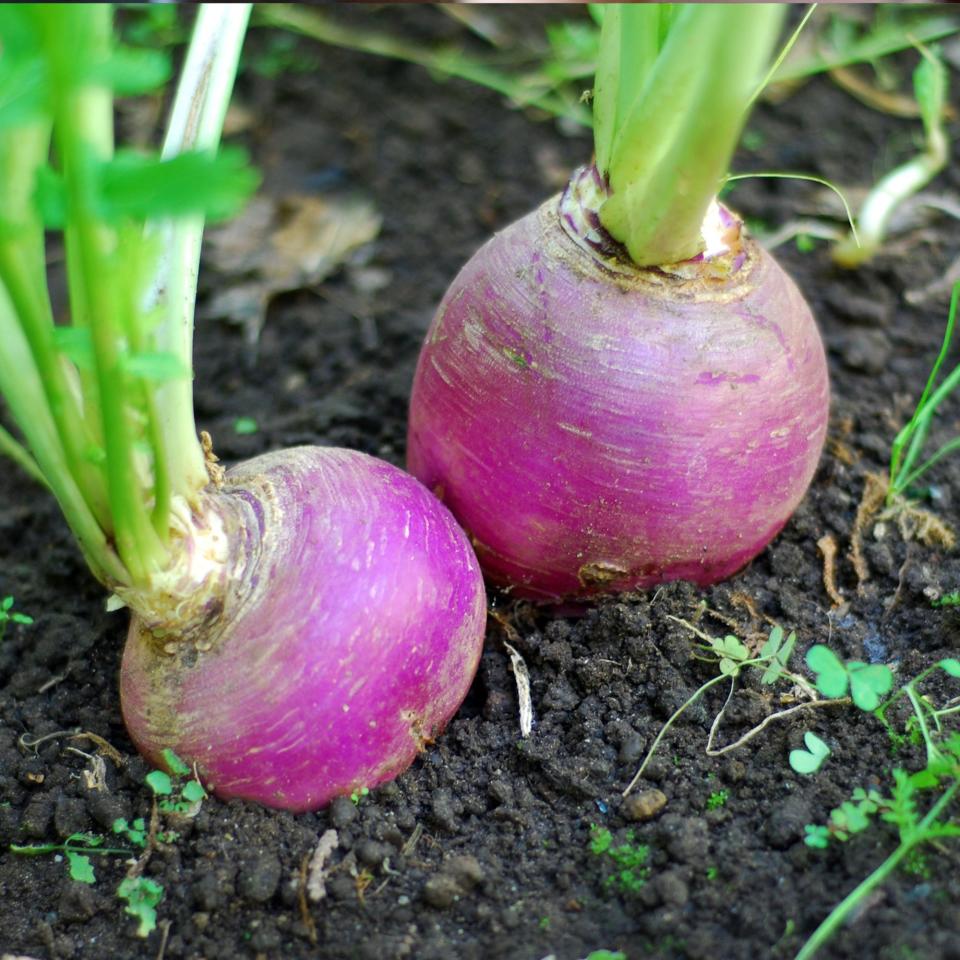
[{"x1": 408, "y1": 5, "x2": 829, "y2": 601}]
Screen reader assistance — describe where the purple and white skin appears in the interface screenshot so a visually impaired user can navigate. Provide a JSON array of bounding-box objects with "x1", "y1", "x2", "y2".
[
  {"x1": 407, "y1": 165, "x2": 830, "y2": 602},
  {"x1": 120, "y1": 447, "x2": 486, "y2": 812}
]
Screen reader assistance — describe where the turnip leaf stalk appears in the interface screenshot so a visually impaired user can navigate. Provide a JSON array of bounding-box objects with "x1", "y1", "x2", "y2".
[
  {"x1": 0, "y1": 4, "x2": 486, "y2": 811},
  {"x1": 408, "y1": 3, "x2": 830, "y2": 602}
]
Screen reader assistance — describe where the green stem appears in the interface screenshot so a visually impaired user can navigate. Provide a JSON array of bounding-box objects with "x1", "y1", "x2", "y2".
[
  {"x1": 623, "y1": 667, "x2": 756, "y2": 796},
  {"x1": 0, "y1": 279, "x2": 126, "y2": 585},
  {"x1": 146, "y1": 3, "x2": 252, "y2": 508},
  {"x1": 38, "y1": 5, "x2": 167, "y2": 585},
  {"x1": 594, "y1": 3, "x2": 785, "y2": 266},
  {"x1": 795, "y1": 781, "x2": 960, "y2": 960},
  {"x1": 0, "y1": 122, "x2": 112, "y2": 527}
]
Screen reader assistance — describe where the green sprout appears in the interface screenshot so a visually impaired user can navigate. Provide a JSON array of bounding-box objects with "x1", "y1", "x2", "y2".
[
  {"x1": 146, "y1": 749, "x2": 207, "y2": 814},
  {"x1": 789, "y1": 731, "x2": 832, "y2": 775},
  {"x1": 706, "y1": 789, "x2": 729, "y2": 810},
  {"x1": 886, "y1": 282, "x2": 960, "y2": 505},
  {"x1": 933, "y1": 592, "x2": 960, "y2": 608},
  {"x1": 0, "y1": 595, "x2": 33, "y2": 641},
  {"x1": 589, "y1": 825, "x2": 650, "y2": 894},
  {"x1": 10, "y1": 831, "x2": 131, "y2": 884},
  {"x1": 350, "y1": 786, "x2": 370, "y2": 805},
  {"x1": 117, "y1": 875, "x2": 164, "y2": 938}
]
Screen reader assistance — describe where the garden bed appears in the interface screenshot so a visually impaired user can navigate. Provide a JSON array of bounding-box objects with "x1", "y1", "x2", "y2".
[{"x1": 2, "y1": 7, "x2": 960, "y2": 959}]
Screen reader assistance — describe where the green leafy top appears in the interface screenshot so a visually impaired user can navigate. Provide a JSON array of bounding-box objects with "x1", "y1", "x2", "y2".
[
  {"x1": 0, "y1": 5, "x2": 254, "y2": 591},
  {"x1": 591, "y1": 3, "x2": 785, "y2": 266}
]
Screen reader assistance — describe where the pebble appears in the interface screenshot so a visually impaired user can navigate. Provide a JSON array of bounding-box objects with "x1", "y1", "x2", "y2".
[
  {"x1": 58, "y1": 882, "x2": 100, "y2": 923},
  {"x1": 765, "y1": 795, "x2": 813, "y2": 849},
  {"x1": 19, "y1": 792, "x2": 55, "y2": 839},
  {"x1": 328, "y1": 795, "x2": 358, "y2": 829},
  {"x1": 654, "y1": 869, "x2": 690, "y2": 908},
  {"x1": 623, "y1": 788, "x2": 668, "y2": 822},
  {"x1": 657, "y1": 814, "x2": 709, "y2": 863},
  {"x1": 54, "y1": 796, "x2": 91, "y2": 840},
  {"x1": 618, "y1": 732, "x2": 645, "y2": 765},
  {"x1": 238, "y1": 851, "x2": 282, "y2": 903},
  {"x1": 444, "y1": 854, "x2": 484, "y2": 890},
  {"x1": 422, "y1": 874, "x2": 462, "y2": 909}
]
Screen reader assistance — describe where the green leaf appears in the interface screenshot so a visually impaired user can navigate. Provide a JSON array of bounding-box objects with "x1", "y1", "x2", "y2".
[
  {"x1": 96, "y1": 148, "x2": 259, "y2": 224},
  {"x1": 145, "y1": 770, "x2": 173, "y2": 796},
  {"x1": 121, "y1": 351, "x2": 189, "y2": 383},
  {"x1": 719, "y1": 635, "x2": 749, "y2": 660},
  {"x1": 913, "y1": 50, "x2": 947, "y2": 143},
  {"x1": 806, "y1": 645, "x2": 848, "y2": 698},
  {"x1": 789, "y1": 731, "x2": 831, "y2": 775},
  {"x1": 52, "y1": 327, "x2": 95, "y2": 371},
  {"x1": 180, "y1": 780, "x2": 206, "y2": 803},
  {"x1": 803, "y1": 824, "x2": 831, "y2": 849},
  {"x1": 848, "y1": 663, "x2": 894, "y2": 711},
  {"x1": 117, "y1": 876, "x2": 163, "y2": 938},
  {"x1": 718, "y1": 657, "x2": 740, "y2": 677},
  {"x1": 160, "y1": 748, "x2": 191, "y2": 777},
  {"x1": 760, "y1": 625, "x2": 783, "y2": 659},
  {"x1": 938, "y1": 658, "x2": 960, "y2": 678},
  {"x1": 233, "y1": 416, "x2": 258, "y2": 435},
  {"x1": 1, "y1": 597, "x2": 11, "y2": 612},
  {"x1": 66, "y1": 851, "x2": 95, "y2": 884},
  {"x1": 88, "y1": 47, "x2": 171, "y2": 95}
]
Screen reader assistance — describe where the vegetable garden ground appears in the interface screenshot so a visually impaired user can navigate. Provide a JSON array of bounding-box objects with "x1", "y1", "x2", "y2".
[{"x1": 2, "y1": 6, "x2": 960, "y2": 959}]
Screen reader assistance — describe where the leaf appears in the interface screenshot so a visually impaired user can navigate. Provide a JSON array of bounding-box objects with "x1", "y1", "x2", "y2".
[
  {"x1": 719, "y1": 657, "x2": 740, "y2": 677},
  {"x1": 117, "y1": 876, "x2": 163, "y2": 938},
  {"x1": 88, "y1": 47, "x2": 171, "y2": 95},
  {"x1": 66, "y1": 851, "x2": 95, "y2": 884},
  {"x1": 913, "y1": 50, "x2": 947, "y2": 144},
  {"x1": 848, "y1": 663, "x2": 894, "y2": 711},
  {"x1": 938, "y1": 658, "x2": 960, "y2": 678},
  {"x1": 160, "y1": 748, "x2": 191, "y2": 777},
  {"x1": 803, "y1": 824, "x2": 831, "y2": 849},
  {"x1": 145, "y1": 770, "x2": 172, "y2": 796},
  {"x1": 52, "y1": 327, "x2": 95, "y2": 371},
  {"x1": 789, "y1": 731, "x2": 831, "y2": 775},
  {"x1": 97, "y1": 148, "x2": 259, "y2": 224},
  {"x1": 806, "y1": 645, "x2": 848, "y2": 698},
  {"x1": 719, "y1": 635, "x2": 749, "y2": 660},
  {"x1": 760, "y1": 627, "x2": 782, "y2": 660},
  {"x1": 121, "y1": 351, "x2": 189, "y2": 383},
  {"x1": 180, "y1": 780, "x2": 206, "y2": 803}
]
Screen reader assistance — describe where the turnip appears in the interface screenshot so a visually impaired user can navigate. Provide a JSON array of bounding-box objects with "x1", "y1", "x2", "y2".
[
  {"x1": 0, "y1": 5, "x2": 485, "y2": 811},
  {"x1": 408, "y1": 4, "x2": 830, "y2": 601}
]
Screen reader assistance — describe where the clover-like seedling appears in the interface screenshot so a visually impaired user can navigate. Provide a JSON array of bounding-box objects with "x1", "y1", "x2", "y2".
[
  {"x1": 806, "y1": 645, "x2": 894, "y2": 711},
  {"x1": 759, "y1": 626, "x2": 797, "y2": 685},
  {"x1": 789, "y1": 731, "x2": 831, "y2": 775}
]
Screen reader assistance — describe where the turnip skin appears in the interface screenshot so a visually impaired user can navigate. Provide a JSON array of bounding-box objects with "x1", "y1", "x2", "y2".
[
  {"x1": 120, "y1": 447, "x2": 486, "y2": 812},
  {"x1": 407, "y1": 194, "x2": 829, "y2": 601}
]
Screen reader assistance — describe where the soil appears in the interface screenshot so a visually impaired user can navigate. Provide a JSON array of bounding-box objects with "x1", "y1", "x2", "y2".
[{"x1": 2, "y1": 6, "x2": 960, "y2": 960}]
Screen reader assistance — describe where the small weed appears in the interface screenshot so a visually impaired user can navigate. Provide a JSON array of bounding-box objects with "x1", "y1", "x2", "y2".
[
  {"x1": 0, "y1": 595, "x2": 33, "y2": 641},
  {"x1": 933, "y1": 591, "x2": 960, "y2": 607},
  {"x1": 806, "y1": 644, "x2": 893, "y2": 710},
  {"x1": 538, "y1": 916, "x2": 551, "y2": 931},
  {"x1": 117, "y1": 875, "x2": 164, "y2": 938},
  {"x1": 705, "y1": 865, "x2": 719, "y2": 881},
  {"x1": 589, "y1": 825, "x2": 650, "y2": 894},
  {"x1": 706, "y1": 789, "x2": 728, "y2": 810},
  {"x1": 798, "y1": 658, "x2": 960, "y2": 960},
  {"x1": 146, "y1": 749, "x2": 206, "y2": 815},
  {"x1": 233, "y1": 415, "x2": 258, "y2": 435},
  {"x1": 583, "y1": 953, "x2": 627, "y2": 960},
  {"x1": 10, "y1": 832, "x2": 131, "y2": 884},
  {"x1": 350, "y1": 786, "x2": 370, "y2": 806}
]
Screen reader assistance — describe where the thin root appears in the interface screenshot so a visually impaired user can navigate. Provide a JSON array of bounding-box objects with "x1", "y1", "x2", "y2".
[{"x1": 817, "y1": 534, "x2": 844, "y2": 607}]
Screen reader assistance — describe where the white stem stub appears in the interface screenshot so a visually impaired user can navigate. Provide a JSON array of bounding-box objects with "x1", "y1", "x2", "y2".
[{"x1": 503, "y1": 641, "x2": 533, "y2": 738}]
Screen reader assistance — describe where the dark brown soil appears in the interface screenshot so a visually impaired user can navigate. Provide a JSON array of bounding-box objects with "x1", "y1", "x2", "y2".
[{"x1": 2, "y1": 7, "x2": 960, "y2": 960}]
